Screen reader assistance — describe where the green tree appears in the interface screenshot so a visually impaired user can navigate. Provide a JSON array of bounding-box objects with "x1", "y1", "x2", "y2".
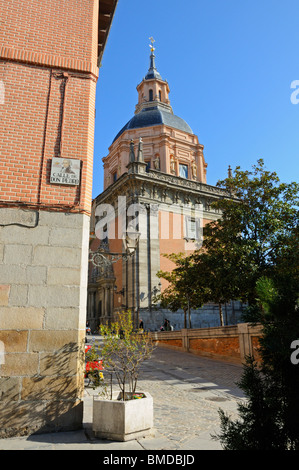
[
  {"x1": 190, "y1": 243, "x2": 247, "y2": 325},
  {"x1": 213, "y1": 276, "x2": 299, "y2": 450},
  {"x1": 156, "y1": 253, "x2": 207, "y2": 328},
  {"x1": 191, "y1": 159, "x2": 299, "y2": 306},
  {"x1": 157, "y1": 161, "x2": 298, "y2": 325},
  {"x1": 202, "y1": 161, "x2": 299, "y2": 449}
]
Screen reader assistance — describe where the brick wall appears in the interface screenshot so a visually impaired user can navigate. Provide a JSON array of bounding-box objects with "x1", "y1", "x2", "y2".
[
  {"x1": 0, "y1": 0, "x2": 101, "y2": 437},
  {"x1": 0, "y1": 55, "x2": 96, "y2": 214},
  {"x1": 0, "y1": 0, "x2": 98, "y2": 214},
  {"x1": 1, "y1": 0, "x2": 98, "y2": 67},
  {"x1": 151, "y1": 323, "x2": 263, "y2": 364}
]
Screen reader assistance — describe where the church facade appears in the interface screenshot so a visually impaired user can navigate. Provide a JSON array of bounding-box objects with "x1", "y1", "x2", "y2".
[{"x1": 88, "y1": 43, "x2": 243, "y2": 331}]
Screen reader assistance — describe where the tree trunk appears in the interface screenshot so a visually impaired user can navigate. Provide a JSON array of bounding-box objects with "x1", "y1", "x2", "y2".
[
  {"x1": 188, "y1": 304, "x2": 192, "y2": 329},
  {"x1": 219, "y1": 303, "x2": 224, "y2": 326}
]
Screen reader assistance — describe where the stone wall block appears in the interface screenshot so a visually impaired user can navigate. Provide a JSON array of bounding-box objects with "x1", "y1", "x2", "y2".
[
  {"x1": 0, "y1": 285, "x2": 10, "y2": 306},
  {"x1": 32, "y1": 245, "x2": 81, "y2": 267},
  {"x1": 0, "y1": 208, "x2": 38, "y2": 228},
  {"x1": 8, "y1": 285, "x2": 28, "y2": 307},
  {"x1": 28, "y1": 330, "x2": 79, "y2": 353},
  {"x1": 49, "y1": 227, "x2": 83, "y2": 247},
  {"x1": 0, "y1": 265, "x2": 47, "y2": 286},
  {"x1": 0, "y1": 353, "x2": 39, "y2": 377},
  {"x1": 0, "y1": 265, "x2": 27, "y2": 284},
  {"x1": 0, "y1": 377, "x2": 21, "y2": 401},
  {"x1": 0, "y1": 330, "x2": 28, "y2": 353},
  {"x1": 39, "y1": 351, "x2": 80, "y2": 376},
  {"x1": 21, "y1": 375, "x2": 82, "y2": 401},
  {"x1": 45, "y1": 399, "x2": 83, "y2": 432},
  {"x1": 4, "y1": 244, "x2": 32, "y2": 265},
  {"x1": 0, "y1": 224, "x2": 49, "y2": 246},
  {"x1": 0, "y1": 307, "x2": 44, "y2": 329},
  {"x1": 28, "y1": 285, "x2": 80, "y2": 308},
  {"x1": 0, "y1": 401, "x2": 46, "y2": 439},
  {"x1": 45, "y1": 307, "x2": 79, "y2": 330},
  {"x1": 26, "y1": 266, "x2": 47, "y2": 285},
  {"x1": 38, "y1": 212, "x2": 85, "y2": 229},
  {"x1": 47, "y1": 267, "x2": 81, "y2": 286}
]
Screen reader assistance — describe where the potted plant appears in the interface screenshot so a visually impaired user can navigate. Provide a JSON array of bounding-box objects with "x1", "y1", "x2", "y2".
[{"x1": 90, "y1": 310, "x2": 156, "y2": 441}]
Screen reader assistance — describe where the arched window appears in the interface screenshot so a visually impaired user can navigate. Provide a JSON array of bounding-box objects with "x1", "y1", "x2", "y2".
[
  {"x1": 159, "y1": 90, "x2": 162, "y2": 101},
  {"x1": 149, "y1": 89, "x2": 153, "y2": 101}
]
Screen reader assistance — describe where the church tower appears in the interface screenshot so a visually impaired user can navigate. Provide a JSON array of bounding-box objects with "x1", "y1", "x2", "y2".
[
  {"x1": 103, "y1": 38, "x2": 207, "y2": 188},
  {"x1": 88, "y1": 40, "x2": 228, "y2": 331}
]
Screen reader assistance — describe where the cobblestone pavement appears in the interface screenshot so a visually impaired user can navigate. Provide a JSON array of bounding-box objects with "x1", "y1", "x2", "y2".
[
  {"x1": 127, "y1": 346, "x2": 245, "y2": 450},
  {"x1": 82, "y1": 343, "x2": 245, "y2": 450},
  {"x1": 0, "y1": 341, "x2": 245, "y2": 450}
]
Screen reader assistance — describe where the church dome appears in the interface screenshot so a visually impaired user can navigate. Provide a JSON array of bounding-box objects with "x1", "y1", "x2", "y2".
[{"x1": 113, "y1": 105, "x2": 193, "y2": 143}]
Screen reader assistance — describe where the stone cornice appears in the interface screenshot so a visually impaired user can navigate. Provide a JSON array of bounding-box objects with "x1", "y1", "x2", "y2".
[
  {"x1": 145, "y1": 169, "x2": 227, "y2": 197},
  {"x1": 94, "y1": 168, "x2": 231, "y2": 208}
]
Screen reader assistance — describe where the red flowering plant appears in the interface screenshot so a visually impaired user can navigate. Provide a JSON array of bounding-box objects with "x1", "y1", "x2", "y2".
[{"x1": 84, "y1": 343, "x2": 104, "y2": 388}]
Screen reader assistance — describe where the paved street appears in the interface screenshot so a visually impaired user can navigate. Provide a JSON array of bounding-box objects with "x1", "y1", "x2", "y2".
[
  {"x1": 0, "y1": 339, "x2": 245, "y2": 450},
  {"x1": 134, "y1": 346, "x2": 244, "y2": 450}
]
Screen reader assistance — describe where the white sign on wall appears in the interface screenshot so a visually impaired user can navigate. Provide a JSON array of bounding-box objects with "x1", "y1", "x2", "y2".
[{"x1": 50, "y1": 157, "x2": 81, "y2": 186}]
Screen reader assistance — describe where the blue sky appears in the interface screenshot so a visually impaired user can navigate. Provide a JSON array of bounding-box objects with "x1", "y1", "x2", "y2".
[{"x1": 93, "y1": 0, "x2": 299, "y2": 198}]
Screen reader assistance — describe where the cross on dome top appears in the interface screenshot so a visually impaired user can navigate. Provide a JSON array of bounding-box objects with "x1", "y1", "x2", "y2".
[
  {"x1": 145, "y1": 36, "x2": 162, "y2": 80},
  {"x1": 149, "y1": 37, "x2": 155, "y2": 52}
]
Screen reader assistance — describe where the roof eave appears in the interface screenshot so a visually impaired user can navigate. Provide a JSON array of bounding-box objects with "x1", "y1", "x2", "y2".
[{"x1": 98, "y1": 0, "x2": 118, "y2": 67}]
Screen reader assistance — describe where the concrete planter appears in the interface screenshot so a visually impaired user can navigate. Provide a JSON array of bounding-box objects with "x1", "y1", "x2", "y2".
[{"x1": 92, "y1": 391, "x2": 154, "y2": 441}]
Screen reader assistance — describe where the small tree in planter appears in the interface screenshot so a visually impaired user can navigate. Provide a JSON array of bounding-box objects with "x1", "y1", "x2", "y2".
[
  {"x1": 99, "y1": 310, "x2": 156, "y2": 400},
  {"x1": 92, "y1": 310, "x2": 156, "y2": 441}
]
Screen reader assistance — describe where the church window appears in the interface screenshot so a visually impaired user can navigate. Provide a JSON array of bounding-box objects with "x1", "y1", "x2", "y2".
[
  {"x1": 145, "y1": 160, "x2": 151, "y2": 172},
  {"x1": 149, "y1": 89, "x2": 153, "y2": 101},
  {"x1": 159, "y1": 90, "x2": 162, "y2": 101},
  {"x1": 185, "y1": 217, "x2": 200, "y2": 241},
  {"x1": 113, "y1": 171, "x2": 117, "y2": 182},
  {"x1": 179, "y1": 164, "x2": 188, "y2": 179}
]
